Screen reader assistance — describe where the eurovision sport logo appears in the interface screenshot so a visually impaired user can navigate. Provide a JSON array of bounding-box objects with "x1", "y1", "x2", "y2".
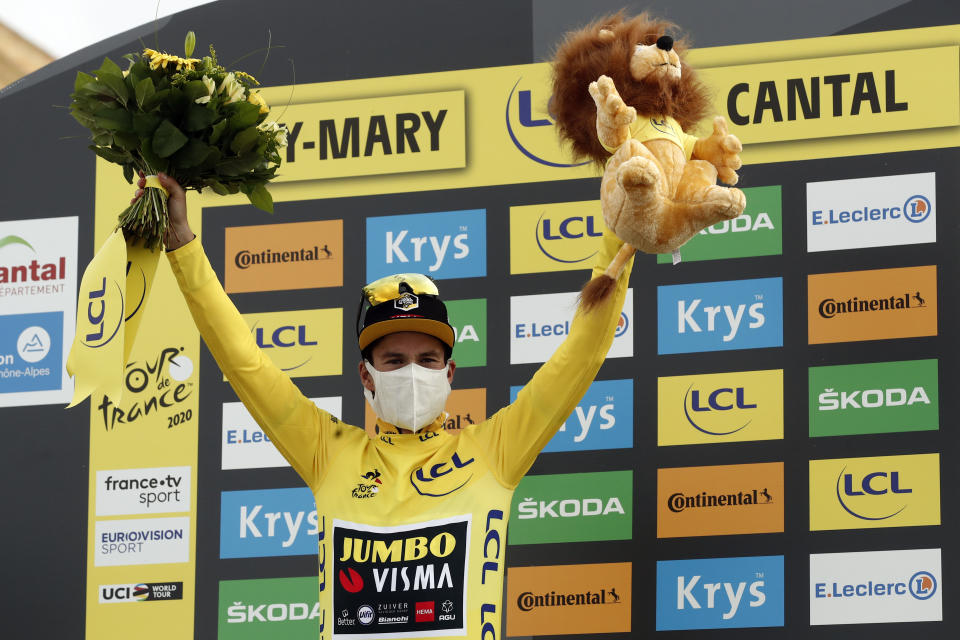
[
  {"x1": 808, "y1": 265, "x2": 937, "y2": 344},
  {"x1": 658, "y1": 462, "x2": 783, "y2": 538},
  {"x1": 94, "y1": 516, "x2": 190, "y2": 567},
  {"x1": 658, "y1": 369, "x2": 783, "y2": 446},
  {"x1": 657, "y1": 555, "x2": 784, "y2": 630},
  {"x1": 807, "y1": 172, "x2": 936, "y2": 252},
  {"x1": 809, "y1": 359, "x2": 938, "y2": 437},
  {"x1": 811, "y1": 548, "x2": 942, "y2": 625},
  {"x1": 509, "y1": 200, "x2": 605, "y2": 274},
  {"x1": 809, "y1": 453, "x2": 940, "y2": 531}
]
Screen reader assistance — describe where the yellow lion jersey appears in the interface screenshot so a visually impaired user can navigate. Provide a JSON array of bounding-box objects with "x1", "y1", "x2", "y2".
[
  {"x1": 601, "y1": 114, "x2": 698, "y2": 160},
  {"x1": 167, "y1": 230, "x2": 631, "y2": 639}
]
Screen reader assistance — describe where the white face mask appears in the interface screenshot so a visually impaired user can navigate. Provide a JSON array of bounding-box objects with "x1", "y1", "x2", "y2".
[{"x1": 363, "y1": 361, "x2": 451, "y2": 432}]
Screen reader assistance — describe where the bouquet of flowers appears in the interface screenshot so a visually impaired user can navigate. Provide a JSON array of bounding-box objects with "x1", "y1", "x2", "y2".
[{"x1": 69, "y1": 32, "x2": 288, "y2": 249}]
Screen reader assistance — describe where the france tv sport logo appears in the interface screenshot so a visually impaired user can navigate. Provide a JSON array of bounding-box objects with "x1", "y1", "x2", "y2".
[
  {"x1": 807, "y1": 172, "x2": 936, "y2": 252},
  {"x1": 0, "y1": 311, "x2": 63, "y2": 394},
  {"x1": 366, "y1": 209, "x2": 486, "y2": 281},
  {"x1": 810, "y1": 548, "x2": 942, "y2": 625},
  {"x1": 510, "y1": 378, "x2": 632, "y2": 452},
  {"x1": 656, "y1": 555, "x2": 784, "y2": 630},
  {"x1": 657, "y1": 277, "x2": 782, "y2": 354}
]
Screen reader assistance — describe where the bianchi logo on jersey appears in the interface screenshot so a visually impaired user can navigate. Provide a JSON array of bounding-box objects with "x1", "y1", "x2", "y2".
[
  {"x1": 333, "y1": 515, "x2": 470, "y2": 638},
  {"x1": 352, "y1": 468, "x2": 383, "y2": 499}
]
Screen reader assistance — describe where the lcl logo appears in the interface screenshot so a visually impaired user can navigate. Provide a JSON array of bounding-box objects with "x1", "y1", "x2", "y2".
[
  {"x1": 410, "y1": 453, "x2": 475, "y2": 497},
  {"x1": 82, "y1": 277, "x2": 124, "y2": 347},
  {"x1": 255, "y1": 325, "x2": 318, "y2": 349},
  {"x1": 837, "y1": 469, "x2": 912, "y2": 521}
]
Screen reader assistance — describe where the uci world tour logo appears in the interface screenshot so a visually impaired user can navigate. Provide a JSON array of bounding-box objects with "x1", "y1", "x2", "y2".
[{"x1": 505, "y1": 77, "x2": 589, "y2": 168}]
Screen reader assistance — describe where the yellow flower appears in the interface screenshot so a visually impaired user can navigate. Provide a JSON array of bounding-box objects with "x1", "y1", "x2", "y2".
[
  {"x1": 142, "y1": 48, "x2": 200, "y2": 72},
  {"x1": 235, "y1": 70, "x2": 260, "y2": 86},
  {"x1": 247, "y1": 90, "x2": 269, "y2": 114}
]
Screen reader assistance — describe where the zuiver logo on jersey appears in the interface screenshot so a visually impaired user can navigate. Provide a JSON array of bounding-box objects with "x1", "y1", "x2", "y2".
[
  {"x1": 509, "y1": 200, "x2": 605, "y2": 274},
  {"x1": 658, "y1": 369, "x2": 783, "y2": 446},
  {"x1": 511, "y1": 289, "x2": 633, "y2": 364},
  {"x1": 366, "y1": 209, "x2": 486, "y2": 281},
  {"x1": 810, "y1": 359, "x2": 938, "y2": 438},
  {"x1": 509, "y1": 470, "x2": 631, "y2": 544},
  {"x1": 809, "y1": 453, "x2": 940, "y2": 531},
  {"x1": 238, "y1": 308, "x2": 342, "y2": 379},
  {"x1": 510, "y1": 378, "x2": 633, "y2": 452},
  {"x1": 333, "y1": 516, "x2": 469, "y2": 638},
  {"x1": 220, "y1": 488, "x2": 320, "y2": 558},
  {"x1": 811, "y1": 548, "x2": 942, "y2": 625},
  {"x1": 657, "y1": 555, "x2": 784, "y2": 630},
  {"x1": 658, "y1": 277, "x2": 782, "y2": 354},
  {"x1": 807, "y1": 172, "x2": 936, "y2": 252}
]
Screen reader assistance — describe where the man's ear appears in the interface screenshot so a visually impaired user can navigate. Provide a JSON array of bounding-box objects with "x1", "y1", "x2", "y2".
[
  {"x1": 358, "y1": 360, "x2": 376, "y2": 392},
  {"x1": 446, "y1": 359, "x2": 456, "y2": 384}
]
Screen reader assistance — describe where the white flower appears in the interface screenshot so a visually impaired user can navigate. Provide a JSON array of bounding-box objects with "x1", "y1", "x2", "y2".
[
  {"x1": 258, "y1": 121, "x2": 288, "y2": 148},
  {"x1": 195, "y1": 74, "x2": 216, "y2": 104},
  {"x1": 217, "y1": 72, "x2": 245, "y2": 104}
]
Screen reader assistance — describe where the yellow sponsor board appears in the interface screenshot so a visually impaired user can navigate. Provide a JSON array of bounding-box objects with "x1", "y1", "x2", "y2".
[
  {"x1": 809, "y1": 453, "x2": 940, "y2": 531},
  {"x1": 704, "y1": 46, "x2": 959, "y2": 144},
  {"x1": 278, "y1": 90, "x2": 466, "y2": 181},
  {"x1": 658, "y1": 369, "x2": 783, "y2": 446},
  {"x1": 509, "y1": 200, "x2": 606, "y2": 274},
  {"x1": 236, "y1": 308, "x2": 342, "y2": 379}
]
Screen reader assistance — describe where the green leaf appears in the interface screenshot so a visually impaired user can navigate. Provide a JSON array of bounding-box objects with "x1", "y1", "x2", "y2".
[
  {"x1": 135, "y1": 77, "x2": 155, "y2": 109},
  {"x1": 181, "y1": 79, "x2": 209, "y2": 102},
  {"x1": 208, "y1": 118, "x2": 228, "y2": 144},
  {"x1": 184, "y1": 103, "x2": 216, "y2": 131},
  {"x1": 215, "y1": 151, "x2": 261, "y2": 175},
  {"x1": 93, "y1": 107, "x2": 133, "y2": 132},
  {"x1": 230, "y1": 126, "x2": 260, "y2": 154},
  {"x1": 227, "y1": 101, "x2": 259, "y2": 130},
  {"x1": 80, "y1": 81, "x2": 116, "y2": 100},
  {"x1": 92, "y1": 132, "x2": 113, "y2": 146},
  {"x1": 133, "y1": 112, "x2": 162, "y2": 138},
  {"x1": 96, "y1": 57, "x2": 123, "y2": 79},
  {"x1": 100, "y1": 73, "x2": 129, "y2": 105},
  {"x1": 74, "y1": 72, "x2": 95, "y2": 93},
  {"x1": 172, "y1": 138, "x2": 212, "y2": 168},
  {"x1": 113, "y1": 131, "x2": 140, "y2": 151},
  {"x1": 141, "y1": 88, "x2": 169, "y2": 112},
  {"x1": 184, "y1": 31, "x2": 197, "y2": 58},
  {"x1": 123, "y1": 163, "x2": 135, "y2": 184},
  {"x1": 246, "y1": 184, "x2": 273, "y2": 213},
  {"x1": 70, "y1": 108, "x2": 98, "y2": 129},
  {"x1": 206, "y1": 180, "x2": 230, "y2": 195},
  {"x1": 151, "y1": 119, "x2": 189, "y2": 157},
  {"x1": 89, "y1": 144, "x2": 132, "y2": 165},
  {"x1": 139, "y1": 145, "x2": 168, "y2": 174}
]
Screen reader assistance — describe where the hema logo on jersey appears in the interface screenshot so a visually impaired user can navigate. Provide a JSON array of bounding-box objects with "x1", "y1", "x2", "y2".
[
  {"x1": 811, "y1": 548, "x2": 942, "y2": 625},
  {"x1": 511, "y1": 289, "x2": 633, "y2": 364},
  {"x1": 807, "y1": 172, "x2": 936, "y2": 252},
  {"x1": 509, "y1": 200, "x2": 605, "y2": 274},
  {"x1": 220, "y1": 488, "x2": 320, "y2": 558},
  {"x1": 809, "y1": 453, "x2": 940, "y2": 531},
  {"x1": 656, "y1": 555, "x2": 784, "y2": 630},
  {"x1": 366, "y1": 209, "x2": 486, "y2": 281},
  {"x1": 222, "y1": 397, "x2": 342, "y2": 470},
  {"x1": 658, "y1": 369, "x2": 783, "y2": 446},
  {"x1": 510, "y1": 378, "x2": 633, "y2": 452},
  {"x1": 658, "y1": 278, "x2": 782, "y2": 354}
]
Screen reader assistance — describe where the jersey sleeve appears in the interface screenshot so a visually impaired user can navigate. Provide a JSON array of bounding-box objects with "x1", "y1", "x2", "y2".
[
  {"x1": 466, "y1": 228, "x2": 633, "y2": 488},
  {"x1": 166, "y1": 238, "x2": 335, "y2": 489}
]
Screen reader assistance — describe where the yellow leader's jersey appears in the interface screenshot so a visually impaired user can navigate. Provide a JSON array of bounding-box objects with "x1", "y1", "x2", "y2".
[
  {"x1": 601, "y1": 114, "x2": 698, "y2": 160},
  {"x1": 168, "y1": 230, "x2": 631, "y2": 640}
]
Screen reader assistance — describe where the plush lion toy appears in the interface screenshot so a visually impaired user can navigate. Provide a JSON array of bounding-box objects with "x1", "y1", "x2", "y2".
[{"x1": 551, "y1": 13, "x2": 746, "y2": 307}]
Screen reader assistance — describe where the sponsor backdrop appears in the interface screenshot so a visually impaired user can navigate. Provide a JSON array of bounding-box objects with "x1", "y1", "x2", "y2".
[{"x1": 1, "y1": 1, "x2": 959, "y2": 638}]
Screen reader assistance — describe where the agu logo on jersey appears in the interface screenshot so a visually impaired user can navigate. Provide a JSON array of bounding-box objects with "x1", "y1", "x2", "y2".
[
  {"x1": 656, "y1": 555, "x2": 784, "y2": 630},
  {"x1": 807, "y1": 172, "x2": 936, "y2": 252},
  {"x1": 658, "y1": 369, "x2": 783, "y2": 446},
  {"x1": 809, "y1": 359, "x2": 938, "y2": 437},
  {"x1": 505, "y1": 76, "x2": 589, "y2": 168},
  {"x1": 809, "y1": 453, "x2": 940, "y2": 531},
  {"x1": 510, "y1": 378, "x2": 633, "y2": 452},
  {"x1": 810, "y1": 548, "x2": 942, "y2": 624},
  {"x1": 511, "y1": 289, "x2": 633, "y2": 363},
  {"x1": 657, "y1": 277, "x2": 782, "y2": 354},
  {"x1": 220, "y1": 488, "x2": 321, "y2": 558},
  {"x1": 238, "y1": 308, "x2": 341, "y2": 379},
  {"x1": 509, "y1": 200, "x2": 605, "y2": 274},
  {"x1": 366, "y1": 209, "x2": 486, "y2": 281},
  {"x1": 0, "y1": 311, "x2": 62, "y2": 394}
]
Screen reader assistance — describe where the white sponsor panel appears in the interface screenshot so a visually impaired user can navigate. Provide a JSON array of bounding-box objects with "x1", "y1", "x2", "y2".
[
  {"x1": 94, "y1": 516, "x2": 190, "y2": 566},
  {"x1": 807, "y1": 172, "x2": 936, "y2": 252},
  {"x1": 0, "y1": 216, "x2": 78, "y2": 407},
  {"x1": 510, "y1": 289, "x2": 633, "y2": 364},
  {"x1": 810, "y1": 548, "x2": 942, "y2": 625},
  {"x1": 95, "y1": 466, "x2": 191, "y2": 516},
  {"x1": 222, "y1": 397, "x2": 342, "y2": 470}
]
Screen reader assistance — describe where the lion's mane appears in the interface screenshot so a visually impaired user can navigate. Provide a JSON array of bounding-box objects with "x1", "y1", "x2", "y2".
[{"x1": 550, "y1": 12, "x2": 711, "y2": 166}]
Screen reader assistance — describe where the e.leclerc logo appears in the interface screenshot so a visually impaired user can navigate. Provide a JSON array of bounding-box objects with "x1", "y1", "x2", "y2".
[
  {"x1": 366, "y1": 209, "x2": 486, "y2": 281},
  {"x1": 807, "y1": 172, "x2": 936, "y2": 252},
  {"x1": 510, "y1": 378, "x2": 633, "y2": 452},
  {"x1": 656, "y1": 555, "x2": 784, "y2": 630},
  {"x1": 657, "y1": 277, "x2": 782, "y2": 354},
  {"x1": 505, "y1": 77, "x2": 589, "y2": 168}
]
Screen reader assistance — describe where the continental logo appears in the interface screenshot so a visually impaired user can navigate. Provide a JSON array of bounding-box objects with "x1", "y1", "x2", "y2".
[
  {"x1": 275, "y1": 90, "x2": 465, "y2": 181},
  {"x1": 509, "y1": 200, "x2": 605, "y2": 274},
  {"x1": 809, "y1": 453, "x2": 940, "y2": 531},
  {"x1": 808, "y1": 265, "x2": 937, "y2": 344},
  {"x1": 237, "y1": 308, "x2": 342, "y2": 379},
  {"x1": 505, "y1": 75, "x2": 589, "y2": 168},
  {"x1": 703, "y1": 46, "x2": 959, "y2": 144},
  {"x1": 224, "y1": 220, "x2": 343, "y2": 293},
  {"x1": 658, "y1": 369, "x2": 783, "y2": 446},
  {"x1": 658, "y1": 462, "x2": 783, "y2": 538},
  {"x1": 365, "y1": 387, "x2": 485, "y2": 434}
]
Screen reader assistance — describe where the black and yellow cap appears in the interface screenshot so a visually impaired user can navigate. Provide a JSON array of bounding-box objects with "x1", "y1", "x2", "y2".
[{"x1": 356, "y1": 273, "x2": 455, "y2": 351}]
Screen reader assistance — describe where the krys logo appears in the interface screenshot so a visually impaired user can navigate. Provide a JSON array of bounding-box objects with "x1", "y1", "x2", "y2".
[
  {"x1": 809, "y1": 453, "x2": 940, "y2": 531},
  {"x1": 220, "y1": 487, "x2": 321, "y2": 558},
  {"x1": 240, "y1": 308, "x2": 342, "y2": 379},
  {"x1": 506, "y1": 77, "x2": 588, "y2": 168},
  {"x1": 658, "y1": 369, "x2": 783, "y2": 446},
  {"x1": 509, "y1": 201, "x2": 605, "y2": 274},
  {"x1": 97, "y1": 346, "x2": 195, "y2": 432}
]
